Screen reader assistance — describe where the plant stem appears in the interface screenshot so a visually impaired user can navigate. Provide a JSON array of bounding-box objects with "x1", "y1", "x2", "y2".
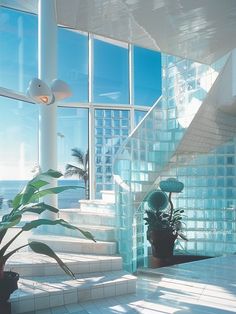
[
  {"x1": 0, "y1": 229, "x2": 23, "y2": 257},
  {"x1": 0, "y1": 264, "x2": 4, "y2": 279},
  {"x1": 168, "y1": 192, "x2": 174, "y2": 223},
  {"x1": 2, "y1": 243, "x2": 29, "y2": 265}
]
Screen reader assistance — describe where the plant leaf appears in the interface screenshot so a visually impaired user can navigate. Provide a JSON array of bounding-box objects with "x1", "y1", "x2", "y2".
[
  {"x1": 29, "y1": 179, "x2": 49, "y2": 189},
  {"x1": 30, "y1": 186, "x2": 81, "y2": 202},
  {"x1": 40, "y1": 169, "x2": 63, "y2": 178},
  {"x1": 55, "y1": 219, "x2": 96, "y2": 242},
  {"x1": 22, "y1": 219, "x2": 96, "y2": 242},
  {"x1": 21, "y1": 186, "x2": 37, "y2": 205},
  {"x1": 28, "y1": 241, "x2": 75, "y2": 278},
  {"x1": 12, "y1": 193, "x2": 23, "y2": 210},
  {"x1": 22, "y1": 203, "x2": 59, "y2": 215},
  {"x1": 177, "y1": 232, "x2": 188, "y2": 241},
  {"x1": 0, "y1": 214, "x2": 22, "y2": 231}
]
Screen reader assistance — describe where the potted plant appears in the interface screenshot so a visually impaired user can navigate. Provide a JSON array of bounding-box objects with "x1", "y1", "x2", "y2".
[
  {"x1": 144, "y1": 178, "x2": 187, "y2": 259},
  {"x1": 0, "y1": 169, "x2": 95, "y2": 311}
]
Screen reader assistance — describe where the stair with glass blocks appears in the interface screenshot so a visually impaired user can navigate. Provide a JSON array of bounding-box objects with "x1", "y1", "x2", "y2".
[{"x1": 7, "y1": 190, "x2": 136, "y2": 314}]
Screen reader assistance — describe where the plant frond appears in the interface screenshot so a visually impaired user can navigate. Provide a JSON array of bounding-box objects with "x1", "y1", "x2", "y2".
[{"x1": 71, "y1": 148, "x2": 84, "y2": 165}]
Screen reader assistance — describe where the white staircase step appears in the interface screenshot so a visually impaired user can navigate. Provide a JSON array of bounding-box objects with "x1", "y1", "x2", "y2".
[
  {"x1": 79, "y1": 199, "x2": 115, "y2": 213},
  {"x1": 6, "y1": 252, "x2": 122, "y2": 277},
  {"x1": 59, "y1": 209, "x2": 116, "y2": 226},
  {"x1": 101, "y1": 190, "x2": 115, "y2": 202},
  {"x1": 51, "y1": 224, "x2": 116, "y2": 241},
  {"x1": 11, "y1": 271, "x2": 137, "y2": 314},
  {"x1": 28, "y1": 234, "x2": 117, "y2": 255}
]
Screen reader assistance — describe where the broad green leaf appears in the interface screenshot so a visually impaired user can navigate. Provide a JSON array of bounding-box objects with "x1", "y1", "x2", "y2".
[
  {"x1": 30, "y1": 186, "x2": 81, "y2": 201},
  {"x1": 55, "y1": 219, "x2": 96, "y2": 242},
  {"x1": 22, "y1": 219, "x2": 95, "y2": 242},
  {"x1": 0, "y1": 214, "x2": 22, "y2": 231},
  {"x1": 12, "y1": 193, "x2": 23, "y2": 210},
  {"x1": 29, "y1": 179, "x2": 49, "y2": 189},
  {"x1": 21, "y1": 185, "x2": 37, "y2": 205},
  {"x1": 41, "y1": 169, "x2": 63, "y2": 178},
  {"x1": 22, "y1": 219, "x2": 57, "y2": 231},
  {"x1": 29, "y1": 241, "x2": 75, "y2": 278},
  {"x1": 12, "y1": 184, "x2": 38, "y2": 209},
  {"x1": 22, "y1": 203, "x2": 59, "y2": 215}
]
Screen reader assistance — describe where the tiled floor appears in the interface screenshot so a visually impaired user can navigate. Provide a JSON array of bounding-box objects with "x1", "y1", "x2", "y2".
[{"x1": 25, "y1": 255, "x2": 236, "y2": 313}]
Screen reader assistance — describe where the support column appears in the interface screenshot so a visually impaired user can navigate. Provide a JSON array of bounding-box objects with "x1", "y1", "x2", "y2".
[
  {"x1": 88, "y1": 34, "x2": 95, "y2": 199},
  {"x1": 38, "y1": 0, "x2": 58, "y2": 217}
]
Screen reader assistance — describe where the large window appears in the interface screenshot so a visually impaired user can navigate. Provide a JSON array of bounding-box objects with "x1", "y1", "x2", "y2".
[
  {"x1": 0, "y1": 97, "x2": 38, "y2": 212},
  {"x1": 134, "y1": 46, "x2": 162, "y2": 106},
  {"x1": 0, "y1": 7, "x2": 164, "y2": 203},
  {"x1": 0, "y1": 7, "x2": 37, "y2": 92},
  {"x1": 58, "y1": 28, "x2": 88, "y2": 103},
  {"x1": 57, "y1": 107, "x2": 88, "y2": 208},
  {"x1": 93, "y1": 37, "x2": 129, "y2": 104}
]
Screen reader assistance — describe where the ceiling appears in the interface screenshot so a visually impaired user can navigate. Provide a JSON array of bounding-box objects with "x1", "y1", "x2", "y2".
[{"x1": 1, "y1": 0, "x2": 236, "y2": 64}]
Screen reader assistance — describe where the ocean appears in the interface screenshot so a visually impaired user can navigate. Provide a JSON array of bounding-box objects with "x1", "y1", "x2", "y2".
[{"x1": 0, "y1": 179, "x2": 86, "y2": 210}]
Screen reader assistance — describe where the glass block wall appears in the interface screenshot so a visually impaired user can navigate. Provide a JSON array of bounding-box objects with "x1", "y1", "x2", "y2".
[
  {"x1": 95, "y1": 109, "x2": 130, "y2": 197},
  {"x1": 175, "y1": 139, "x2": 236, "y2": 256},
  {"x1": 161, "y1": 53, "x2": 236, "y2": 257}
]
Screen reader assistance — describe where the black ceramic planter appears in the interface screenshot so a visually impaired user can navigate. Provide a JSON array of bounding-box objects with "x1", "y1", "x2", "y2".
[
  {"x1": 148, "y1": 229, "x2": 177, "y2": 258},
  {"x1": 0, "y1": 271, "x2": 19, "y2": 314}
]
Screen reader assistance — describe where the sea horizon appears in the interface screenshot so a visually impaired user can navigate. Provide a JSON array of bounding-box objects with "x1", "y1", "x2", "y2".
[{"x1": 0, "y1": 179, "x2": 86, "y2": 209}]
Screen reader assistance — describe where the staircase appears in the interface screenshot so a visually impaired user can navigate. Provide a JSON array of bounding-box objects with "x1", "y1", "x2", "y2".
[
  {"x1": 7, "y1": 191, "x2": 136, "y2": 314},
  {"x1": 113, "y1": 54, "x2": 236, "y2": 272}
]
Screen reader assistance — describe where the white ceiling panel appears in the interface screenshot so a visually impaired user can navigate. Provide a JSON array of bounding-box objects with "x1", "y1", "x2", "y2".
[{"x1": 1, "y1": 0, "x2": 236, "y2": 64}]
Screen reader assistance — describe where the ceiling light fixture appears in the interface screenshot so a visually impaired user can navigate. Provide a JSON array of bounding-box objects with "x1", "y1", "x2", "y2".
[{"x1": 27, "y1": 78, "x2": 72, "y2": 105}]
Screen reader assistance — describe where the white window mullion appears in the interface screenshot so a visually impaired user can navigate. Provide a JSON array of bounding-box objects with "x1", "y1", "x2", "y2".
[{"x1": 129, "y1": 44, "x2": 135, "y2": 131}]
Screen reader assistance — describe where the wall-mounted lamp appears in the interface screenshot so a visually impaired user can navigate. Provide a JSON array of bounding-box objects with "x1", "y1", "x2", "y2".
[{"x1": 27, "y1": 78, "x2": 71, "y2": 105}]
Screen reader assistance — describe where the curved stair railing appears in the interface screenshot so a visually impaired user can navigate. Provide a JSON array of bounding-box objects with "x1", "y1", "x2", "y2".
[{"x1": 113, "y1": 54, "x2": 233, "y2": 272}]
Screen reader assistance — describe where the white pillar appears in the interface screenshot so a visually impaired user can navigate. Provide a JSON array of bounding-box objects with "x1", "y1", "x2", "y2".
[
  {"x1": 38, "y1": 0, "x2": 58, "y2": 217},
  {"x1": 88, "y1": 34, "x2": 95, "y2": 199}
]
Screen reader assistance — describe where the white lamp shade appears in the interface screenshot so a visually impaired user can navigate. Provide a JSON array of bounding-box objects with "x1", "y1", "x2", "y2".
[
  {"x1": 27, "y1": 78, "x2": 53, "y2": 105},
  {"x1": 51, "y1": 79, "x2": 72, "y2": 101}
]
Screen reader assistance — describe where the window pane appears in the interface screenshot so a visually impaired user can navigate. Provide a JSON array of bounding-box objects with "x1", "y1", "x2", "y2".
[
  {"x1": 93, "y1": 38, "x2": 129, "y2": 104},
  {"x1": 58, "y1": 28, "x2": 88, "y2": 102},
  {"x1": 57, "y1": 107, "x2": 88, "y2": 208},
  {"x1": 0, "y1": 97, "x2": 38, "y2": 211},
  {"x1": 134, "y1": 46, "x2": 162, "y2": 106},
  {"x1": 0, "y1": 7, "x2": 37, "y2": 92}
]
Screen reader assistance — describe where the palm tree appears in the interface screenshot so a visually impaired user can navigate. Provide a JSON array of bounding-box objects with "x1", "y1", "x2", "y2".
[{"x1": 64, "y1": 148, "x2": 89, "y2": 199}]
